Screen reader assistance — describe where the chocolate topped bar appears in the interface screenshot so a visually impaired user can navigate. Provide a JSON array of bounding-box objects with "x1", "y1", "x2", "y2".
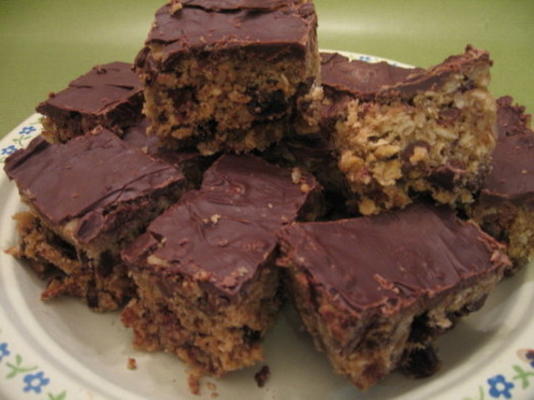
[
  {"x1": 470, "y1": 96, "x2": 534, "y2": 269},
  {"x1": 321, "y1": 47, "x2": 491, "y2": 101},
  {"x1": 120, "y1": 154, "x2": 321, "y2": 376},
  {"x1": 5, "y1": 129, "x2": 183, "y2": 243},
  {"x1": 279, "y1": 204, "x2": 509, "y2": 389},
  {"x1": 123, "y1": 154, "x2": 319, "y2": 295},
  {"x1": 37, "y1": 62, "x2": 143, "y2": 142},
  {"x1": 320, "y1": 52, "x2": 422, "y2": 99},
  {"x1": 136, "y1": 0, "x2": 319, "y2": 154},
  {"x1": 496, "y1": 95, "x2": 532, "y2": 138},
  {"x1": 301, "y1": 47, "x2": 496, "y2": 215},
  {"x1": 481, "y1": 96, "x2": 534, "y2": 202},
  {"x1": 483, "y1": 132, "x2": 534, "y2": 203},
  {"x1": 142, "y1": 0, "x2": 316, "y2": 70},
  {"x1": 5, "y1": 128, "x2": 188, "y2": 311},
  {"x1": 281, "y1": 204, "x2": 504, "y2": 313},
  {"x1": 175, "y1": 0, "x2": 290, "y2": 11}
]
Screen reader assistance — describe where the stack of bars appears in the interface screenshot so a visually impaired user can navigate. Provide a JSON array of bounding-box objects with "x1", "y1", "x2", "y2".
[{"x1": 4, "y1": 0, "x2": 532, "y2": 393}]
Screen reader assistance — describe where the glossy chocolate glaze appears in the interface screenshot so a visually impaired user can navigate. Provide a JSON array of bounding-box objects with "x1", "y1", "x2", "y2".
[
  {"x1": 279, "y1": 204, "x2": 507, "y2": 315},
  {"x1": 174, "y1": 0, "x2": 292, "y2": 11},
  {"x1": 36, "y1": 62, "x2": 143, "y2": 126},
  {"x1": 122, "y1": 154, "x2": 318, "y2": 296},
  {"x1": 4, "y1": 129, "x2": 185, "y2": 242},
  {"x1": 321, "y1": 46, "x2": 490, "y2": 101},
  {"x1": 122, "y1": 118, "x2": 203, "y2": 169},
  {"x1": 121, "y1": 119, "x2": 161, "y2": 154},
  {"x1": 495, "y1": 96, "x2": 532, "y2": 138},
  {"x1": 321, "y1": 52, "x2": 422, "y2": 98},
  {"x1": 138, "y1": 1, "x2": 316, "y2": 70},
  {"x1": 481, "y1": 96, "x2": 534, "y2": 203}
]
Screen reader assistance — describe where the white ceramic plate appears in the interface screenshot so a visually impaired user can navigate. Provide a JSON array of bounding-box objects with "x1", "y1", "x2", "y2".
[{"x1": 1, "y1": 53, "x2": 533, "y2": 400}]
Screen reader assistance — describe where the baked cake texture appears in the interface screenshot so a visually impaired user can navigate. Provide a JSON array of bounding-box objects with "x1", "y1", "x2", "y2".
[
  {"x1": 5, "y1": 129, "x2": 187, "y2": 311},
  {"x1": 37, "y1": 62, "x2": 143, "y2": 143},
  {"x1": 121, "y1": 154, "x2": 322, "y2": 377},
  {"x1": 469, "y1": 96, "x2": 534, "y2": 270},
  {"x1": 300, "y1": 47, "x2": 497, "y2": 215},
  {"x1": 135, "y1": 0, "x2": 319, "y2": 155},
  {"x1": 278, "y1": 204, "x2": 509, "y2": 389}
]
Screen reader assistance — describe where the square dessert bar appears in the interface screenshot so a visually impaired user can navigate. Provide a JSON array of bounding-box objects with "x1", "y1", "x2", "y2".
[
  {"x1": 302, "y1": 46, "x2": 496, "y2": 215},
  {"x1": 135, "y1": 0, "x2": 319, "y2": 155},
  {"x1": 37, "y1": 62, "x2": 143, "y2": 143},
  {"x1": 469, "y1": 96, "x2": 534, "y2": 270},
  {"x1": 5, "y1": 129, "x2": 187, "y2": 311},
  {"x1": 121, "y1": 154, "x2": 322, "y2": 377},
  {"x1": 278, "y1": 204, "x2": 510, "y2": 389}
]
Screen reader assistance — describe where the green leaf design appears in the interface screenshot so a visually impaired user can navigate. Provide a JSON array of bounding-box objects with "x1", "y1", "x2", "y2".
[
  {"x1": 5, "y1": 353, "x2": 38, "y2": 379},
  {"x1": 47, "y1": 391, "x2": 67, "y2": 400},
  {"x1": 512, "y1": 364, "x2": 534, "y2": 389}
]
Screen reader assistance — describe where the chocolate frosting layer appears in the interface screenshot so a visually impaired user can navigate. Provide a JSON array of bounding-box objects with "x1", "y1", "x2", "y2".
[
  {"x1": 121, "y1": 119, "x2": 161, "y2": 154},
  {"x1": 122, "y1": 119, "x2": 206, "y2": 178},
  {"x1": 321, "y1": 46, "x2": 490, "y2": 100},
  {"x1": 321, "y1": 52, "x2": 422, "y2": 97},
  {"x1": 496, "y1": 96, "x2": 532, "y2": 138},
  {"x1": 280, "y1": 204, "x2": 507, "y2": 315},
  {"x1": 122, "y1": 118, "x2": 202, "y2": 167},
  {"x1": 37, "y1": 62, "x2": 142, "y2": 116},
  {"x1": 122, "y1": 154, "x2": 317, "y2": 295},
  {"x1": 4, "y1": 129, "x2": 185, "y2": 242},
  {"x1": 174, "y1": 0, "x2": 291, "y2": 11},
  {"x1": 482, "y1": 96, "x2": 534, "y2": 202},
  {"x1": 140, "y1": 1, "x2": 316, "y2": 69}
]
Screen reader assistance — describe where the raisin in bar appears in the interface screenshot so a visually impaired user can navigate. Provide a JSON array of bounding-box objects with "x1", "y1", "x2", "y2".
[
  {"x1": 301, "y1": 47, "x2": 496, "y2": 215},
  {"x1": 278, "y1": 204, "x2": 509, "y2": 390},
  {"x1": 4, "y1": 129, "x2": 187, "y2": 311},
  {"x1": 135, "y1": 0, "x2": 319, "y2": 155},
  {"x1": 37, "y1": 62, "x2": 143, "y2": 143},
  {"x1": 121, "y1": 154, "x2": 322, "y2": 376},
  {"x1": 469, "y1": 96, "x2": 534, "y2": 270}
]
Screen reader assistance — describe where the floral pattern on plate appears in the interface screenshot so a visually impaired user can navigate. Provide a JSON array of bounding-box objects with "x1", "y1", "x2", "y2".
[{"x1": 0, "y1": 330, "x2": 67, "y2": 399}]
